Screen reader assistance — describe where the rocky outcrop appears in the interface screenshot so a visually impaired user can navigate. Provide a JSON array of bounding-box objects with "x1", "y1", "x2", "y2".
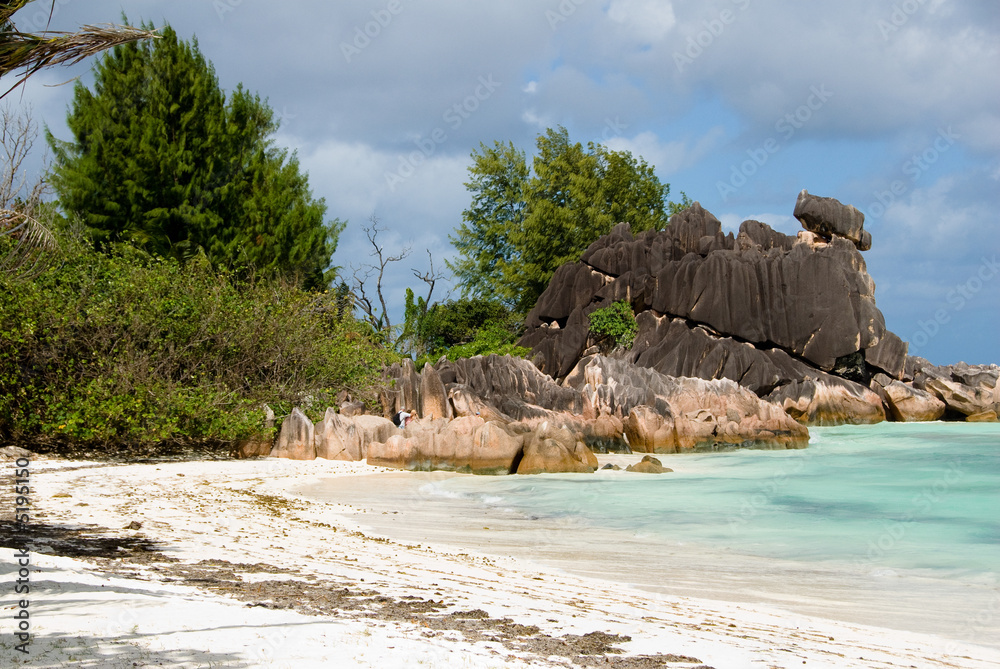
[
  {"x1": 514, "y1": 193, "x2": 991, "y2": 427},
  {"x1": 793, "y1": 189, "x2": 872, "y2": 251},
  {"x1": 766, "y1": 377, "x2": 886, "y2": 426},
  {"x1": 575, "y1": 356, "x2": 810, "y2": 451},
  {"x1": 870, "y1": 373, "x2": 946, "y2": 422},
  {"x1": 523, "y1": 206, "x2": 882, "y2": 387},
  {"x1": 269, "y1": 408, "x2": 316, "y2": 460},
  {"x1": 522, "y1": 203, "x2": 886, "y2": 380},
  {"x1": 909, "y1": 358, "x2": 1000, "y2": 419},
  {"x1": 516, "y1": 422, "x2": 597, "y2": 475}
]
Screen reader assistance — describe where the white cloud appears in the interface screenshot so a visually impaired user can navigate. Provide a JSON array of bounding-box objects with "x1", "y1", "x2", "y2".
[
  {"x1": 604, "y1": 126, "x2": 725, "y2": 176},
  {"x1": 607, "y1": 0, "x2": 677, "y2": 43}
]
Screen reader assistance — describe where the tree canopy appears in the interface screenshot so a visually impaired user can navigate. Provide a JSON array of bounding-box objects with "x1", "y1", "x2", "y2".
[
  {"x1": 449, "y1": 127, "x2": 686, "y2": 313},
  {"x1": 47, "y1": 21, "x2": 340, "y2": 288}
]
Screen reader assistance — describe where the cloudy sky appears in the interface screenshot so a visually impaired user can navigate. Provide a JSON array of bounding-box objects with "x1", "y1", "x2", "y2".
[{"x1": 8, "y1": 0, "x2": 999, "y2": 365}]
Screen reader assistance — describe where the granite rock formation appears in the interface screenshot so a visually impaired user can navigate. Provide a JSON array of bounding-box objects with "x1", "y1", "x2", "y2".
[
  {"x1": 264, "y1": 191, "x2": 995, "y2": 474},
  {"x1": 516, "y1": 193, "x2": 930, "y2": 426}
]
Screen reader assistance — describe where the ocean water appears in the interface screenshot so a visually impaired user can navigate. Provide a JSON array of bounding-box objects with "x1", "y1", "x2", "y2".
[{"x1": 298, "y1": 422, "x2": 1000, "y2": 646}]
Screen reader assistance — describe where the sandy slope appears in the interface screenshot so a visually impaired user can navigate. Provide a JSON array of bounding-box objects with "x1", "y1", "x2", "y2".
[{"x1": 1, "y1": 455, "x2": 998, "y2": 668}]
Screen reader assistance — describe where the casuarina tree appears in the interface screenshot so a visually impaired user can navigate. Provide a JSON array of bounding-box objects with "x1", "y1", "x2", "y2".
[{"x1": 47, "y1": 21, "x2": 340, "y2": 288}]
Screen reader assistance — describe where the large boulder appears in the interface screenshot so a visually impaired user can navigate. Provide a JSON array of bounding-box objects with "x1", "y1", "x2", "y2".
[
  {"x1": 366, "y1": 416, "x2": 526, "y2": 474},
  {"x1": 516, "y1": 422, "x2": 596, "y2": 475},
  {"x1": 270, "y1": 408, "x2": 316, "y2": 460},
  {"x1": 315, "y1": 408, "x2": 363, "y2": 461},
  {"x1": 626, "y1": 455, "x2": 673, "y2": 474},
  {"x1": 766, "y1": 377, "x2": 885, "y2": 426},
  {"x1": 471, "y1": 421, "x2": 526, "y2": 474},
  {"x1": 793, "y1": 189, "x2": 871, "y2": 251},
  {"x1": 624, "y1": 406, "x2": 677, "y2": 453},
  {"x1": 870, "y1": 374, "x2": 946, "y2": 422},
  {"x1": 866, "y1": 330, "x2": 908, "y2": 379},
  {"x1": 579, "y1": 356, "x2": 809, "y2": 449}
]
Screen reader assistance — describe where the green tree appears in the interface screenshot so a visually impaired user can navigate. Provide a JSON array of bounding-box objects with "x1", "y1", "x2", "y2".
[
  {"x1": 450, "y1": 126, "x2": 679, "y2": 312},
  {"x1": 47, "y1": 22, "x2": 339, "y2": 288}
]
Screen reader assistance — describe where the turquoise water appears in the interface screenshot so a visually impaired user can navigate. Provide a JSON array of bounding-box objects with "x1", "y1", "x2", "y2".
[
  {"x1": 301, "y1": 422, "x2": 1000, "y2": 644},
  {"x1": 429, "y1": 423, "x2": 1000, "y2": 576}
]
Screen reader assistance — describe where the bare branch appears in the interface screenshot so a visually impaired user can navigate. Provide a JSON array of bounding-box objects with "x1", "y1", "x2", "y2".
[
  {"x1": 350, "y1": 215, "x2": 410, "y2": 336},
  {"x1": 412, "y1": 248, "x2": 446, "y2": 312},
  {"x1": 1, "y1": 105, "x2": 55, "y2": 278}
]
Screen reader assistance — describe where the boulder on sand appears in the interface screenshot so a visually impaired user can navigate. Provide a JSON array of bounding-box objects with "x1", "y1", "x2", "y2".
[
  {"x1": 366, "y1": 416, "x2": 527, "y2": 474},
  {"x1": 516, "y1": 422, "x2": 596, "y2": 475},
  {"x1": 269, "y1": 407, "x2": 316, "y2": 460},
  {"x1": 315, "y1": 408, "x2": 362, "y2": 461}
]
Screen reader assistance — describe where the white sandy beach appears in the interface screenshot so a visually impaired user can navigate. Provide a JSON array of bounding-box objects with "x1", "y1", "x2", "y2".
[{"x1": 2, "y1": 454, "x2": 999, "y2": 668}]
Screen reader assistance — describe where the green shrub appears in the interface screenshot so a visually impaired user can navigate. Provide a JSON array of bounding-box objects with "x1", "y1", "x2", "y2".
[
  {"x1": 0, "y1": 238, "x2": 396, "y2": 455},
  {"x1": 416, "y1": 320, "x2": 530, "y2": 370},
  {"x1": 587, "y1": 300, "x2": 638, "y2": 350}
]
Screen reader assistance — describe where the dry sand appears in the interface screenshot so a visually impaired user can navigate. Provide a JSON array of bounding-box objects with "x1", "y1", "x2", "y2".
[{"x1": 1, "y1": 453, "x2": 998, "y2": 668}]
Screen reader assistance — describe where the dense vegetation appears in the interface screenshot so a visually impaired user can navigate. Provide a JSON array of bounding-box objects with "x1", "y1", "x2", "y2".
[
  {"x1": 0, "y1": 235, "x2": 393, "y2": 454},
  {"x1": 401, "y1": 295, "x2": 529, "y2": 369},
  {"x1": 1, "y1": 14, "x2": 689, "y2": 456},
  {"x1": 47, "y1": 23, "x2": 340, "y2": 290},
  {"x1": 587, "y1": 300, "x2": 639, "y2": 352}
]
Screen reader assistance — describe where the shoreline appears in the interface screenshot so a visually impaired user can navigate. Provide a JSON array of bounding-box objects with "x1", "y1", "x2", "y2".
[
  {"x1": 293, "y1": 450, "x2": 1000, "y2": 648},
  {"x1": 2, "y1": 454, "x2": 999, "y2": 668}
]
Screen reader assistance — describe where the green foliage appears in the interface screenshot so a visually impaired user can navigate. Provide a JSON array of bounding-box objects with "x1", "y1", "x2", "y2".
[
  {"x1": 587, "y1": 300, "x2": 638, "y2": 350},
  {"x1": 46, "y1": 22, "x2": 339, "y2": 289},
  {"x1": 450, "y1": 126, "x2": 681, "y2": 312},
  {"x1": 402, "y1": 296, "x2": 528, "y2": 368},
  {"x1": 0, "y1": 236, "x2": 395, "y2": 454},
  {"x1": 420, "y1": 297, "x2": 517, "y2": 353},
  {"x1": 416, "y1": 320, "x2": 530, "y2": 370},
  {"x1": 668, "y1": 191, "x2": 694, "y2": 218}
]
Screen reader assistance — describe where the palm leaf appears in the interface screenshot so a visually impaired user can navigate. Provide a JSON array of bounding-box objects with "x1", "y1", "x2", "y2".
[
  {"x1": 1, "y1": 1, "x2": 158, "y2": 98},
  {"x1": 0, "y1": 207, "x2": 57, "y2": 278}
]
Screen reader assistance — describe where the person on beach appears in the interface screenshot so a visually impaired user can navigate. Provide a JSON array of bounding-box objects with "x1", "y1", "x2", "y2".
[{"x1": 392, "y1": 409, "x2": 413, "y2": 427}]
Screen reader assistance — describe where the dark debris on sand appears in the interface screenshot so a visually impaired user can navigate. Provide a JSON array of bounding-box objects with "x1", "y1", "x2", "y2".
[{"x1": 3, "y1": 518, "x2": 712, "y2": 668}]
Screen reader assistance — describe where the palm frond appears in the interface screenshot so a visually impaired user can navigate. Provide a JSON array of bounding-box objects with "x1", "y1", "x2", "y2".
[
  {"x1": 1, "y1": 207, "x2": 57, "y2": 278},
  {"x1": 1, "y1": 24, "x2": 160, "y2": 97},
  {"x1": 0, "y1": 2, "x2": 35, "y2": 28}
]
